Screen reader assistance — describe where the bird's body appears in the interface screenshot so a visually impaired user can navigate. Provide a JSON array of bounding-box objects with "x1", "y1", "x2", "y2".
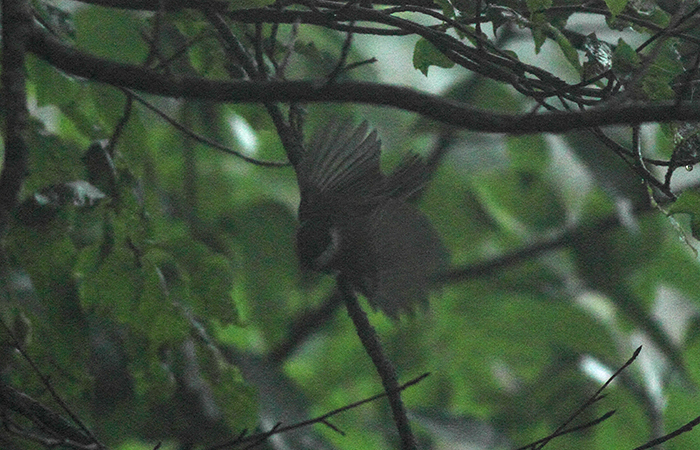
[{"x1": 295, "y1": 121, "x2": 448, "y2": 319}]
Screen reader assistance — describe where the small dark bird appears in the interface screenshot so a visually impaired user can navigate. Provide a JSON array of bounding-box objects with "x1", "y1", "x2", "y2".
[{"x1": 294, "y1": 121, "x2": 449, "y2": 319}]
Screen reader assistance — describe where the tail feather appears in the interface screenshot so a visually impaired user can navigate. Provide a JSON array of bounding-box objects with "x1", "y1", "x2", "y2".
[{"x1": 366, "y1": 199, "x2": 449, "y2": 319}]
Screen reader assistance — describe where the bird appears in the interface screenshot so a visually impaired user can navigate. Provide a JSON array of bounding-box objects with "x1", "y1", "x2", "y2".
[{"x1": 294, "y1": 120, "x2": 449, "y2": 319}]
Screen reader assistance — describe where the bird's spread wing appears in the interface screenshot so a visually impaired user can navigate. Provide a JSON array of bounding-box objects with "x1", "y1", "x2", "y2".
[
  {"x1": 383, "y1": 154, "x2": 428, "y2": 200},
  {"x1": 297, "y1": 121, "x2": 383, "y2": 198},
  {"x1": 365, "y1": 199, "x2": 450, "y2": 319}
]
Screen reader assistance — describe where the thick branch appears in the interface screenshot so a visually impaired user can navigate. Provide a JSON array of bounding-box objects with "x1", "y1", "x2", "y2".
[
  {"x1": 0, "y1": 0, "x2": 32, "y2": 235},
  {"x1": 27, "y1": 22, "x2": 700, "y2": 133},
  {"x1": 72, "y1": 0, "x2": 439, "y2": 11},
  {"x1": 68, "y1": 0, "x2": 227, "y2": 11}
]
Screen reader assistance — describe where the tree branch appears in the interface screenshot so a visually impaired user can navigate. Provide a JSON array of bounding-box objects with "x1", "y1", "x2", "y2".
[
  {"x1": 531, "y1": 346, "x2": 642, "y2": 450},
  {"x1": 439, "y1": 194, "x2": 669, "y2": 285},
  {"x1": 0, "y1": 0, "x2": 32, "y2": 236},
  {"x1": 208, "y1": 373, "x2": 430, "y2": 450},
  {"x1": 632, "y1": 413, "x2": 700, "y2": 450},
  {"x1": 339, "y1": 279, "x2": 417, "y2": 450},
  {"x1": 71, "y1": 0, "x2": 439, "y2": 11},
  {"x1": 0, "y1": 381, "x2": 96, "y2": 448},
  {"x1": 269, "y1": 289, "x2": 344, "y2": 364},
  {"x1": 27, "y1": 22, "x2": 700, "y2": 134}
]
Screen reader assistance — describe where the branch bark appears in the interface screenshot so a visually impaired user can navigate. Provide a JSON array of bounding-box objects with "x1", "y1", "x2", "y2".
[
  {"x1": 0, "y1": 381, "x2": 95, "y2": 447},
  {"x1": 339, "y1": 279, "x2": 417, "y2": 450},
  {"x1": 0, "y1": 0, "x2": 32, "y2": 236},
  {"x1": 71, "y1": 0, "x2": 439, "y2": 11},
  {"x1": 27, "y1": 22, "x2": 700, "y2": 134}
]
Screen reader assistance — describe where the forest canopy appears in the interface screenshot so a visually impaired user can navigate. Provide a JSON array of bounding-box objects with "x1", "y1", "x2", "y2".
[{"x1": 2, "y1": 0, "x2": 700, "y2": 449}]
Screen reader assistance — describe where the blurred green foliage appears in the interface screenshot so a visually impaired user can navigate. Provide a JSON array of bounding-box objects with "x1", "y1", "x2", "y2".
[{"x1": 2, "y1": 1, "x2": 700, "y2": 450}]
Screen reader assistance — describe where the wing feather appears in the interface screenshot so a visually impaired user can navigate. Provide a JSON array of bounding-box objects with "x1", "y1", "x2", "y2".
[{"x1": 299, "y1": 121, "x2": 382, "y2": 197}]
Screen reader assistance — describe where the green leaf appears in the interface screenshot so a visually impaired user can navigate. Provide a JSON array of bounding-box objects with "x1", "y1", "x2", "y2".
[
  {"x1": 25, "y1": 121, "x2": 86, "y2": 193},
  {"x1": 139, "y1": 251, "x2": 190, "y2": 344},
  {"x1": 604, "y1": 0, "x2": 629, "y2": 17},
  {"x1": 433, "y1": 0, "x2": 455, "y2": 18},
  {"x1": 157, "y1": 238, "x2": 239, "y2": 325},
  {"x1": 472, "y1": 169, "x2": 567, "y2": 235},
  {"x1": 75, "y1": 7, "x2": 148, "y2": 64},
  {"x1": 668, "y1": 190, "x2": 700, "y2": 240},
  {"x1": 88, "y1": 84, "x2": 128, "y2": 130},
  {"x1": 7, "y1": 219, "x2": 77, "y2": 298},
  {"x1": 413, "y1": 38, "x2": 455, "y2": 76},
  {"x1": 507, "y1": 134, "x2": 550, "y2": 172},
  {"x1": 79, "y1": 242, "x2": 143, "y2": 318},
  {"x1": 28, "y1": 56, "x2": 80, "y2": 109},
  {"x1": 641, "y1": 40, "x2": 683, "y2": 101},
  {"x1": 551, "y1": 27, "x2": 581, "y2": 71},
  {"x1": 571, "y1": 217, "x2": 689, "y2": 378},
  {"x1": 530, "y1": 13, "x2": 547, "y2": 54},
  {"x1": 612, "y1": 38, "x2": 641, "y2": 80}
]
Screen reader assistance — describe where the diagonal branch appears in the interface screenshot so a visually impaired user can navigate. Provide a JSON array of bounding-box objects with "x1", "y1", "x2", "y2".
[
  {"x1": 0, "y1": 381, "x2": 96, "y2": 448},
  {"x1": 632, "y1": 413, "x2": 700, "y2": 450},
  {"x1": 207, "y1": 372, "x2": 430, "y2": 450},
  {"x1": 339, "y1": 278, "x2": 417, "y2": 450}
]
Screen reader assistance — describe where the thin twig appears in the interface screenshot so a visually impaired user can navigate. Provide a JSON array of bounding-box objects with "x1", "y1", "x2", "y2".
[
  {"x1": 517, "y1": 410, "x2": 616, "y2": 450},
  {"x1": 128, "y1": 89, "x2": 290, "y2": 167},
  {"x1": 107, "y1": 91, "x2": 135, "y2": 158},
  {"x1": 0, "y1": 321, "x2": 100, "y2": 447},
  {"x1": 28, "y1": 20, "x2": 700, "y2": 134},
  {"x1": 326, "y1": 6, "x2": 357, "y2": 82},
  {"x1": 204, "y1": 10, "x2": 305, "y2": 165},
  {"x1": 278, "y1": 18, "x2": 300, "y2": 78},
  {"x1": 591, "y1": 128, "x2": 677, "y2": 200},
  {"x1": 632, "y1": 414, "x2": 700, "y2": 450},
  {"x1": 531, "y1": 346, "x2": 642, "y2": 450},
  {"x1": 205, "y1": 10, "x2": 260, "y2": 78},
  {"x1": 207, "y1": 372, "x2": 430, "y2": 449}
]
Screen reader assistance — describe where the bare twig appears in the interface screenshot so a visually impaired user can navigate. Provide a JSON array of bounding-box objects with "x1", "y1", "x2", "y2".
[
  {"x1": 0, "y1": 321, "x2": 101, "y2": 448},
  {"x1": 517, "y1": 410, "x2": 616, "y2": 450},
  {"x1": 326, "y1": 21, "x2": 356, "y2": 82},
  {"x1": 127, "y1": 89, "x2": 290, "y2": 167},
  {"x1": 0, "y1": 382, "x2": 97, "y2": 448},
  {"x1": 530, "y1": 346, "x2": 642, "y2": 450},
  {"x1": 207, "y1": 372, "x2": 430, "y2": 449},
  {"x1": 204, "y1": 10, "x2": 305, "y2": 165},
  {"x1": 591, "y1": 128, "x2": 677, "y2": 200},
  {"x1": 632, "y1": 414, "x2": 700, "y2": 450}
]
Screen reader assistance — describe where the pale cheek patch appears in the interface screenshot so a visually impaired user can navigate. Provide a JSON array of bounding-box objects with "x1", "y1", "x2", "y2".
[{"x1": 314, "y1": 226, "x2": 342, "y2": 270}]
